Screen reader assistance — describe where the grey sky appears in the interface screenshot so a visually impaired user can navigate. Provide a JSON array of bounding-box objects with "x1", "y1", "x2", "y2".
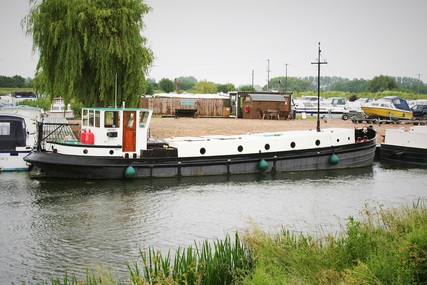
[{"x1": 1, "y1": 0, "x2": 426, "y2": 87}]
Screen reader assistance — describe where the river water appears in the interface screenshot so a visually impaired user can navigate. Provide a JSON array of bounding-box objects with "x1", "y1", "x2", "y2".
[{"x1": 1, "y1": 162, "x2": 426, "y2": 284}]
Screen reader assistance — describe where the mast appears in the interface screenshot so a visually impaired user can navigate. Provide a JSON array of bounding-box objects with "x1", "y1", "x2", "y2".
[{"x1": 311, "y1": 42, "x2": 327, "y2": 132}]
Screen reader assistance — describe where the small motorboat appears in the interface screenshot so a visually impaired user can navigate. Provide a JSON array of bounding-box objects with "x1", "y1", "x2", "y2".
[
  {"x1": 0, "y1": 106, "x2": 43, "y2": 171},
  {"x1": 47, "y1": 97, "x2": 74, "y2": 118},
  {"x1": 361, "y1": 96, "x2": 412, "y2": 120}
]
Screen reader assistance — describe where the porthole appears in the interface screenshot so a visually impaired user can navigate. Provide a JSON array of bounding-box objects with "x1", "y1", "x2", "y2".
[
  {"x1": 290, "y1": 142, "x2": 296, "y2": 148},
  {"x1": 336, "y1": 139, "x2": 340, "y2": 143},
  {"x1": 83, "y1": 149, "x2": 88, "y2": 154},
  {"x1": 264, "y1": 144, "x2": 270, "y2": 150},
  {"x1": 237, "y1": 145, "x2": 243, "y2": 152},
  {"x1": 109, "y1": 150, "x2": 114, "y2": 155},
  {"x1": 315, "y1": 139, "x2": 321, "y2": 146},
  {"x1": 200, "y1": 148, "x2": 206, "y2": 155}
]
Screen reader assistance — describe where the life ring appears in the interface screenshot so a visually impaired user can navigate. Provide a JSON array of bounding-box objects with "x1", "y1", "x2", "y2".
[{"x1": 244, "y1": 106, "x2": 250, "y2": 113}]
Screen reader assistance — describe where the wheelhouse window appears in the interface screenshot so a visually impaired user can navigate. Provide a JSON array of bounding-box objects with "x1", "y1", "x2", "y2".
[
  {"x1": 139, "y1": 111, "x2": 149, "y2": 128},
  {"x1": 94, "y1": 110, "x2": 100, "y2": 127},
  {"x1": 104, "y1": 111, "x2": 120, "y2": 128},
  {"x1": 125, "y1": 112, "x2": 135, "y2": 128},
  {"x1": 82, "y1": 109, "x2": 89, "y2": 126},
  {"x1": 88, "y1": 110, "x2": 95, "y2": 127}
]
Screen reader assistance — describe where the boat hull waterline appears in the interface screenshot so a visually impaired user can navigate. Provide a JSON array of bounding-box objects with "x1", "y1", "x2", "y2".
[
  {"x1": 0, "y1": 150, "x2": 32, "y2": 171},
  {"x1": 380, "y1": 144, "x2": 427, "y2": 166},
  {"x1": 25, "y1": 139, "x2": 376, "y2": 179}
]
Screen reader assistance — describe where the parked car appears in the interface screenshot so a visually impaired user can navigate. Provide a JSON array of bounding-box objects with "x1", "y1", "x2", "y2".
[{"x1": 411, "y1": 104, "x2": 427, "y2": 118}]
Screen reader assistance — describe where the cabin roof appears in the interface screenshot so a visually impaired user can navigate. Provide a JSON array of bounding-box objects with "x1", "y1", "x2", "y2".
[{"x1": 244, "y1": 93, "x2": 286, "y2": 102}]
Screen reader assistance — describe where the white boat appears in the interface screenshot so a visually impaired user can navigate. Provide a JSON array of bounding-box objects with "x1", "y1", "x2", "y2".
[
  {"x1": 47, "y1": 97, "x2": 74, "y2": 118},
  {"x1": 341, "y1": 98, "x2": 374, "y2": 120},
  {"x1": 24, "y1": 106, "x2": 378, "y2": 179},
  {"x1": 380, "y1": 126, "x2": 427, "y2": 165},
  {"x1": 294, "y1": 96, "x2": 327, "y2": 115},
  {"x1": 294, "y1": 96, "x2": 347, "y2": 118},
  {"x1": 345, "y1": 98, "x2": 374, "y2": 113},
  {"x1": 322, "y1": 97, "x2": 348, "y2": 116},
  {"x1": 0, "y1": 106, "x2": 43, "y2": 171}
]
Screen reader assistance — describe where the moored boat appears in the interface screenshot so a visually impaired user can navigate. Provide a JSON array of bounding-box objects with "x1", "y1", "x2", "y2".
[
  {"x1": 380, "y1": 125, "x2": 427, "y2": 165},
  {"x1": 47, "y1": 97, "x2": 74, "y2": 118},
  {"x1": 361, "y1": 96, "x2": 412, "y2": 120},
  {"x1": 0, "y1": 106, "x2": 43, "y2": 171},
  {"x1": 24, "y1": 106, "x2": 378, "y2": 179}
]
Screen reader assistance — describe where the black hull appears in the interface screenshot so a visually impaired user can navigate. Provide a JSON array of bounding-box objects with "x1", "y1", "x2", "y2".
[
  {"x1": 380, "y1": 144, "x2": 427, "y2": 166},
  {"x1": 25, "y1": 140, "x2": 377, "y2": 179}
]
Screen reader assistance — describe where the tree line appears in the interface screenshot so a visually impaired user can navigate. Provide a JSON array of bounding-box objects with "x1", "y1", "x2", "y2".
[
  {"x1": 0, "y1": 75, "x2": 33, "y2": 88},
  {"x1": 149, "y1": 75, "x2": 427, "y2": 95},
  {"x1": 3, "y1": 74, "x2": 426, "y2": 96}
]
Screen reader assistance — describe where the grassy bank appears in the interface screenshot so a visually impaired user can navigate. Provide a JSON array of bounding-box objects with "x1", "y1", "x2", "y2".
[{"x1": 42, "y1": 199, "x2": 427, "y2": 284}]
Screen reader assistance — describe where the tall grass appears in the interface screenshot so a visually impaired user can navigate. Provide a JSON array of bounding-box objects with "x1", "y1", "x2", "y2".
[
  {"x1": 126, "y1": 232, "x2": 252, "y2": 285},
  {"x1": 242, "y1": 199, "x2": 427, "y2": 284},
  {"x1": 39, "y1": 200, "x2": 426, "y2": 284}
]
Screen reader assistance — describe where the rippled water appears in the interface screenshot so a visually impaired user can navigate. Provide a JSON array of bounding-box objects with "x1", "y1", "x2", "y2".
[{"x1": 1, "y1": 162, "x2": 426, "y2": 283}]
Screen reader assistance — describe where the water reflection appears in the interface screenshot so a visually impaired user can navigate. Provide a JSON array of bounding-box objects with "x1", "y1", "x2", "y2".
[{"x1": 1, "y1": 163, "x2": 426, "y2": 283}]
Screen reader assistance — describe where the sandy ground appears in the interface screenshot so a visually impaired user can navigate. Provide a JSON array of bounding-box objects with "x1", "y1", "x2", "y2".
[{"x1": 148, "y1": 117, "x2": 415, "y2": 143}]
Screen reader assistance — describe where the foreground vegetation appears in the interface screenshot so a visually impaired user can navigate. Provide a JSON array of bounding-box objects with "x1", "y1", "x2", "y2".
[{"x1": 41, "y1": 199, "x2": 427, "y2": 285}]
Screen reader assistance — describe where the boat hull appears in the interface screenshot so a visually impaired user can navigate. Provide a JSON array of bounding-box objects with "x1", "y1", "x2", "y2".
[
  {"x1": 361, "y1": 106, "x2": 412, "y2": 120},
  {"x1": 0, "y1": 150, "x2": 32, "y2": 171},
  {"x1": 380, "y1": 126, "x2": 427, "y2": 166},
  {"x1": 380, "y1": 144, "x2": 427, "y2": 166},
  {"x1": 25, "y1": 141, "x2": 376, "y2": 179}
]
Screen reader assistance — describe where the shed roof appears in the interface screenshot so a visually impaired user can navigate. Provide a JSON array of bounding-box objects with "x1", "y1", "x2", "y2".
[{"x1": 245, "y1": 93, "x2": 286, "y2": 102}]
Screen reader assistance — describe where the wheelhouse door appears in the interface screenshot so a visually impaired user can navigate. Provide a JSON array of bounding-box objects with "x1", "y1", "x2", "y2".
[{"x1": 123, "y1": 111, "x2": 136, "y2": 152}]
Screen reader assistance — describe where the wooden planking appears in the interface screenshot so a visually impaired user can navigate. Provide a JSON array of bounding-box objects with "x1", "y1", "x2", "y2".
[{"x1": 141, "y1": 98, "x2": 230, "y2": 117}]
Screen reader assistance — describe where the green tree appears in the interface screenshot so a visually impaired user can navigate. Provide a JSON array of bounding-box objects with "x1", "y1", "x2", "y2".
[
  {"x1": 217, "y1": 83, "x2": 236, "y2": 93},
  {"x1": 194, "y1": 80, "x2": 217, "y2": 94},
  {"x1": 267, "y1": 77, "x2": 312, "y2": 92},
  {"x1": 239, "y1": 85, "x2": 254, "y2": 91},
  {"x1": 24, "y1": 0, "x2": 153, "y2": 107},
  {"x1": 0, "y1": 75, "x2": 26, "y2": 88},
  {"x1": 159, "y1": 78, "x2": 174, "y2": 93},
  {"x1": 177, "y1": 76, "x2": 197, "y2": 91},
  {"x1": 367, "y1": 75, "x2": 399, "y2": 93}
]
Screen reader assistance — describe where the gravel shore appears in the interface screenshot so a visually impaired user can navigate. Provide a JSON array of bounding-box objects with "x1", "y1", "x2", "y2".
[
  {"x1": 70, "y1": 116, "x2": 414, "y2": 143},
  {"x1": 149, "y1": 117, "x2": 411, "y2": 143}
]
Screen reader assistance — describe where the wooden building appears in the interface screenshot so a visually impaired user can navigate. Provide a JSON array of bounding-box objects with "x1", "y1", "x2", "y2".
[{"x1": 239, "y1": 92, "x2": 292, "y2": 119}]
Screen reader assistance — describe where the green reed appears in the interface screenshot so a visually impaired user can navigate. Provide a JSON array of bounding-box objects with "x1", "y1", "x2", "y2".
[
  {"x1": 126, "y1": 232, "x2": 252, "y2": 285},
  {"x1": 242, "y1": 198, "x2": 427, "y2": 284}
]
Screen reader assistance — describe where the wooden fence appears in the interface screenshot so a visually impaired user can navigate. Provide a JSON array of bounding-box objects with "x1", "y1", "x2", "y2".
[{"x1": 140, "y1": 97, "x2": 231, "y2": 117}]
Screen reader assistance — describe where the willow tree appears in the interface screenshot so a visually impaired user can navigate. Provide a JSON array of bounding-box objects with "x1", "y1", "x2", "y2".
[{"x1": 24, "y1": 0, "x2": 153, "y2": 107}]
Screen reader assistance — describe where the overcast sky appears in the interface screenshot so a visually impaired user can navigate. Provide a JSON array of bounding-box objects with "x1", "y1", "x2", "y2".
[{"x1": 1, "y1": 0, "x2": 426, "y2": 87}]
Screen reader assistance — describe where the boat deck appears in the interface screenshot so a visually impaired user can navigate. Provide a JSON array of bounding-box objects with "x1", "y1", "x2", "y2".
[{"x1": 43, "y1": 117, "x2": 77, "y2": 141}]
